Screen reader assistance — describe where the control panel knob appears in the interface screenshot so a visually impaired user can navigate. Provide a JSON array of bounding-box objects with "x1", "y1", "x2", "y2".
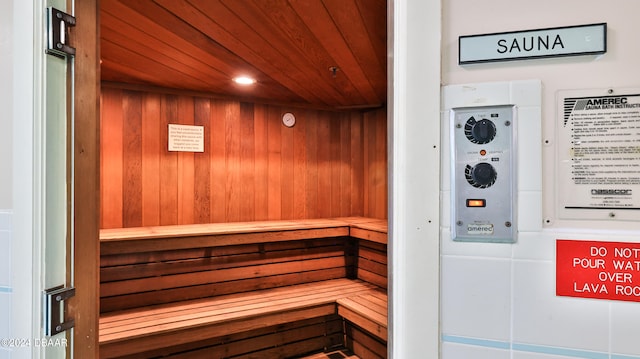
[
  {"x1": 465, "y1": 163, "x2": 497, "y2": 188},
  {"x1": 465, "y1": 117, "x2": 496, "y2": 144}
]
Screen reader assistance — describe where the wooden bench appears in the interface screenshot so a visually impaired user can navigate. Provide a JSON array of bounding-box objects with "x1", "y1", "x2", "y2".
[
  {"x1": 339, "y1": 292, "x2": 388, "y2": 358},
  {"x1": 99, "y1": 217, "x2": 387, "y2": 358},
  {"x1": 341, "y1": 219, "x2": 389, "y2": 358}
]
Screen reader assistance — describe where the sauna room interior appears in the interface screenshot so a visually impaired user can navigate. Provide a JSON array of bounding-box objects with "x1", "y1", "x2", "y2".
[{"x1": 98, "y1": 1, "x2": 388, "y2": 358}]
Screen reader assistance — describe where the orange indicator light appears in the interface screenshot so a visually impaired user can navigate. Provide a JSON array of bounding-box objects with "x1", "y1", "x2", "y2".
[
  {"x1": 480, "y1": 149, "x2": 487, "y2": 156},
  {"x1": 466, "y1": 199, "x2": 486, "y2": 207}
]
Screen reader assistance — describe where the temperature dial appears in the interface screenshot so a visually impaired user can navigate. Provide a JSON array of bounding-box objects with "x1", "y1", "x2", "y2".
[
  {"x1": 465, "y1": 163, "x2": 497, "y2": 188},
  {"x1": 465, "y1": 117, "x2": 496, "y2": 144}
]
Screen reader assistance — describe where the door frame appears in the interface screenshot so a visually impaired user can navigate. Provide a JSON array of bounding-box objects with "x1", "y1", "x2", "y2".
[
  {"x1": 69, "y1": 0, "x2": 100, "y2": 357},
  {"x1": 11, "y1": 0, "x2": 99, "y2": 357},
  {"x1": 65, "y1": 0, "x2": 443, "y2": 357},
  {"x1": 388, "y1": 0, "x2": 441, "y2": 358}
]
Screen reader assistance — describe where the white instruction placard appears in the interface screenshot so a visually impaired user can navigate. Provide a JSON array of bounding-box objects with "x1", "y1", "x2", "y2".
[
  {"x1": 557, "y1": 89, "x2": 640, "y2": 220},
  {"x1": 168, "y1": 124, "x2": 204, "y2": 152}
]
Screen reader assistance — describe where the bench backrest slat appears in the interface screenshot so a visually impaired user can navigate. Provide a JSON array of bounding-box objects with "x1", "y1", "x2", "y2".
[
  {"x1": 357, "y1": 240, "x2": 388, "y2": 289},
  {"x1": 101, "y1": 239, "x2": 346, "y2": 281},
  {"x1": 100, "y1": 236, "x2": 353, "y2": 312}
]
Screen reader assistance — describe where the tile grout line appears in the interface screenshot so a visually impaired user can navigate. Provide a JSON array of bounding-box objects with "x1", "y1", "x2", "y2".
[{"x1": 442, "y1": 334, "x2": 640, "y2": 359}]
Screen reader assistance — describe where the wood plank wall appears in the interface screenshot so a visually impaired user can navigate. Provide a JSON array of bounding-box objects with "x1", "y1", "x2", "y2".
[{"x1": 100, "y1": 87, "x2": 387, "y2": 228}]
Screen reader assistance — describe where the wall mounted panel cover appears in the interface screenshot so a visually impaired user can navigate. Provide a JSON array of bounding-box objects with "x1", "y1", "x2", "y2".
[{"x1": 451, "y1": 105, "x2": 517, "y2": 242}]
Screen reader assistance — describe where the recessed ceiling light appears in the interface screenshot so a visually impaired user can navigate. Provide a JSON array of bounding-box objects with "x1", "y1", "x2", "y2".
[{"x1": 233, "y1": 76, "x2": 256, "y2": 85}]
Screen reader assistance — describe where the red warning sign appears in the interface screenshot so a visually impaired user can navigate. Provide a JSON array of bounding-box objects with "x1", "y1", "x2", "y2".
[{"x1": 557, "y1": 239, "x2": 640, "y2": 302}]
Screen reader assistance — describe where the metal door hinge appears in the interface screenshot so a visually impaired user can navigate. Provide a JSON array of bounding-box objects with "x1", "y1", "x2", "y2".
[
  {"x1": 46, "y1": 7, "x2": 76, "y2": 58},
  {"x1": 44, "y1": 286, "x2": 75, "y2": 336}
]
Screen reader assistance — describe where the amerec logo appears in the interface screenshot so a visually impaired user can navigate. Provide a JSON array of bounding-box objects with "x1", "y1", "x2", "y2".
[
  {"x1": 564, "y1": 96, "x2": 640, "y2": 127},
  {"x1": 564, "y1": 97, "x2": 617, "y2": 127}
]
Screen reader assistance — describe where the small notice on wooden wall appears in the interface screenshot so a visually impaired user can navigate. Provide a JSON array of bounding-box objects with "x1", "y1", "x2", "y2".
[{"x1": 168, "y1": 124, "x2": 204, "y2": 152}]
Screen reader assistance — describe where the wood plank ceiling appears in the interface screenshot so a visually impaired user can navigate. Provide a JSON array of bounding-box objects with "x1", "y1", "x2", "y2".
[{"x1": 100, "y1": 0, "x2": 387, "y2": 110}]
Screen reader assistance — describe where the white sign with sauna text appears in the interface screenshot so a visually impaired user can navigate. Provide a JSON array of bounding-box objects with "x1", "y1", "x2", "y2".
[{"x1": 459, "y1": 23, "x2": 606, "y2": 64}]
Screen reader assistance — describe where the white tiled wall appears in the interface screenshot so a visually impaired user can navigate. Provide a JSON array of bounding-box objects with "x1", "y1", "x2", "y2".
[
  {"x1": 512, "y1": 260, "x2": 609, "y2": 351},
  {"x1": 611, "y1": 301, "x2": 640, "y2": 356},
  {"x1": 441, "y1": 256, "x2": 511, "y2": 341},
  {"x1": 443, "y1": 341, "x2": 510, "y2": 359},
  {"x1": 0, "y1": 211, "x2": 11, "y2": 358},
  {"x1": 440, "y1": 81, "x2": 640, "y2": 359}
]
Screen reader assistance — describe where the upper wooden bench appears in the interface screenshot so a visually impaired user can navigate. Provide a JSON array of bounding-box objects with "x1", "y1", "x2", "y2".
[
  {"x1": 99, "y1": 217, "x2": 387, "y2": 358},
  {"x1": 100, "y1": 217, "x2": 386, "y2": 254}
]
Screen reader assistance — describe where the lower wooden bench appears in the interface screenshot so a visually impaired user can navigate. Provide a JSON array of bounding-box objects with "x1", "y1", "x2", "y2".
[
  {"x1": 338, "y1": 292, "x2": 388, "y2": 341},
  {"x1": 99, "y1": 279, "x2": 382, "y2": 358},
  {"x1": 338, "y1": 292, "x2": 388, "y2": 358}
]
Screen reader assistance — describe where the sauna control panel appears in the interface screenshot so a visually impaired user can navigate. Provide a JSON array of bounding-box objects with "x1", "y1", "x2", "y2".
[{"x1": 451, "y1": 105, "x2": 517, "y2": 243}]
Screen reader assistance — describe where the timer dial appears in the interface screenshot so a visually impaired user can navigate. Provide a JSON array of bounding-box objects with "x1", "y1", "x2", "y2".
[{"x1": 465, "y1": 117, "x2": 496, "y2": 144}]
